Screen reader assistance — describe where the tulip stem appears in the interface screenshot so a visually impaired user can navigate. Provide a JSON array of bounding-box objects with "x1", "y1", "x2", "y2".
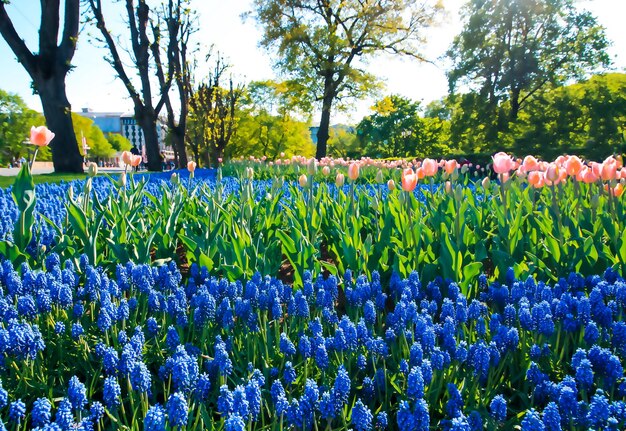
[{"x1": 30, "y1": 148, "x2": 39, "y2": 169}]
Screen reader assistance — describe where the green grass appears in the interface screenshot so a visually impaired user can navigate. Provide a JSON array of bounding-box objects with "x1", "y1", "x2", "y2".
[{"x1": 0, "y1": 172, "x2": 90, "y2": 189}]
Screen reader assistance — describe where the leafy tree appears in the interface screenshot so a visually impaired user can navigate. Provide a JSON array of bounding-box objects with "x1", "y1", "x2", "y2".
[
  {"x1": 0, "y1": 89, "x2": 45, "y2": 165},
  {"x1": 106, "y1": 133, "x2": 132, "y2": 152},
  {"x1": 70, "y1": 113, "x2": 114, "y2": 161},
  {"x1": 86, "y1": 0, "x2": 192, "y2": 171},
  {"x1": 327, "y1": 126, "x2": 360, "y2": 159},
  {"x1": 153, "y1": 0, "x2": 195, "y2": 168},
  {"x1": 187, "y1": 56, "x2": 244, "y2": 166},
  {"x1": 357, "y1": 95, "x2": 451, "y2": 158},
  {"x1": 249, "y1": 0, "x2": 443, "y2": 159},
  {"x1": 85, "y1": 124, "x2": 115, "y2": 161},
  {"x1": 0, "y1": 0, "x2": 84, "y2": 172},
  {"x1": 447, "y1": 0, "x2": 610, "y2": 127},
  {"x1": 228, "y1": 80, "x2": 314, "y2": 159},
  {"x1": 512, "y1": 73, "x2": 626, "y2": 160}
]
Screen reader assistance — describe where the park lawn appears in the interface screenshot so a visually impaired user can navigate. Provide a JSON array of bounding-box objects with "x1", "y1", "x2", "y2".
[{"x1": 0, "y1": 172, "x2": 89, "y2": 189}]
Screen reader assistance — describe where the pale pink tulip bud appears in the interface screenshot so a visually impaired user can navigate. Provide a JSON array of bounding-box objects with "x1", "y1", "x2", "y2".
[
  {"x1": 307, "y1": 158, "x2": 317, "y2": 175},
  {"x1": 29, "y1": 125, "x2": 55, "y2": 147},
  {"x1": 121, "y1": 151, "x2": 133, "y2": 166},
  {"x1": 545, "y1": 163, "x2": 560, "y2": 183},
  {"x1": 87, "y1": 162, "x2": 98, "y2": 177},
  {"x1": 387, "y1": 179, "x2": 396, "y2": 191},
  {"x1": 348, "y1": 162, "x2": 359, "y2": 181},
  {"x1": 245, "y1": 167, "x2": 254, "y2": 179},
  {"x1": 481, "y1": 176, "x2": 490, "y2": 189},
  {"x1": 298, "y1": 174, "x2": 308, "y2": 188},
  {"x1": 187, "y1": 161, "x2": 197, "y2": 173},
  {"x1": 444, "y1": 181, "x2": 452, "y2": 194},
  {"x1": 322, "y1": 166, "x2": 330, "y2": 176},
  {"x1": 422, "y1": 158, "x2": 438, "y2": 176},
  {"x1": 336, "y1": 173, "x2": 345, "y2": 188}
]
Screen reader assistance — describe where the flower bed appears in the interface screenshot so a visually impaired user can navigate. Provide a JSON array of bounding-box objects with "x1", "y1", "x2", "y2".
[
  {"x1": 0, "y1": 257, "x2": 625, "y2": 430},
  {"x1": 0, "y1": 149, "x2": 625, "y2": 430}
]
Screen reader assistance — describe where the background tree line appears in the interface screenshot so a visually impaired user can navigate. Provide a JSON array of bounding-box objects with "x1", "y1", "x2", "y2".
[{"x1": 0, "y1": 0, "x2": 622, "y2": 171}]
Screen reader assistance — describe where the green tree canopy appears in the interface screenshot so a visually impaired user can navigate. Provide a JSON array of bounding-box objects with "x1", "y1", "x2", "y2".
[
  {"x1": 327, "y1": 126, "x2": 360, "y2": 159},
  {"x1": 228, "y1": 80, "x2": 315, "y2": 159},
  {"x1": 70, "y1": 113, "x2": 114, "y2": 161},
  {"x1": 0, "y1": 89, "x2": 45, "y2": 165},
  {"x1": 357, "y1": 95, "x2": 451, "y2": 158},
  {"x1": 106, "y1": 133, "x2": 132, "y2": 152},
  {"x1": 512, "y1": 73, "x2": 626, "y2": 160},
  {"x1": 249, "y1": 0, "x2": 443, "y2": 159},
  {"x1": 447, "y1": 0, "x2": 610, "y2": 147}
]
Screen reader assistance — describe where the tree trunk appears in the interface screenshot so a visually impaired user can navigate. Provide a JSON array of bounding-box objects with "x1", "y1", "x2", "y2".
[
  {"x1": 510, "y1": 87, "x2": 521, "y2": 122},
  {"x1": 135, "y1": 111, "x2": 162, "y2": 171},
  {"x1": 170, "y1": 127, "x2": 188, "y2": 168},
  {"x1": 37, "y1": 76, "x2": 83, "y2": 173},
  {"x1": 315, "y1": 77, "x2": 335, "y2": 160}
]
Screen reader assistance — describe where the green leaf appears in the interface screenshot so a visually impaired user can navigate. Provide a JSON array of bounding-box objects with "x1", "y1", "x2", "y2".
[
  {"x1": 619, "y1": 227, "x2": 626, "y2": 264},
  {"x1": 544, "y1": 235, "x2": 561, "y2": 263},
  {"x1": 584, "y1": 236, "x2": 599, "y2": 264},
  {"x1": 11, "y1": 163, "x2": 36, "y2": 250}
]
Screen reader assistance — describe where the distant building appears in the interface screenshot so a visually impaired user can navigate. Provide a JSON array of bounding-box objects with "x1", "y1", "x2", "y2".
[
  {"x1": 309, "y1": 122, "x2": 355, "y2": 145},
  {"x1": 77, "y1": 108, "x2": 171, "y2": 160}
]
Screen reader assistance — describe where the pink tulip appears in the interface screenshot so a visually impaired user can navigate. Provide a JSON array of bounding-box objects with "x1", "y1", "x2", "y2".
[
  {"x1": 522, "y1": 155, "x2": 538, "y2": 172},
  {"x1": 298, "y1": 174, "x2": 308, "y2": 188},
  {"x1": 564, "y1": 156, "x2": 583, "y2": 176},
  {"x1": 527, "y1": 171, "x2": 544, "y2": 188},
  {"x1": 601, "y1": 160, "x2": 618, "y2": 181},
  {"x1": 29, "y1": 126, "x2": 55, "y2": 147},
  {"x1": 336, "y1": 173, "x2": 345, "y2": 187},
  {"x1": 545, "y1": 163, "x2": 560, "y2": 183},
  {"x1": 121, "y1": 151, "x2": 133, "y2": 166},
  {"x1": 322, "y1": 166, "x2": 331, "y2": 176},
  {"x1": 580, "y1": 168, "x2": 598, "y2": 184},
  {"x1": 421, "y1": 158, "x2": 438, "y2": 176},
  {"x1": 443, "y1": 160, "x2": 458, "y2": 175},
  {"x1": 348, "y1": 162, "x2": 360, "y2": 181},
  {"x1": 492, "y1": 152, "x2": 514, "y2": 174},
  {"x1": 401, "y1": 168, "x2": 418, "y2": 192},
  {"x1": 415, "y1": 167, "x2": 425, "y2": 180},
  {"x1": 590, "y1": 162, "x2": 602, "y2": 177},
  {"x1": 218, "y1": 158, "x2": 223, "y2": 164},
  {"x1": 187, "y1": 161, "x2": 197, "y2": 172},
  {"x1": 387, "y1": 179, "x2": 396, "y2": 191},
  {"x1": 613, "y1": 183, "x2": 624, "y2": 198},
  {"x1": 130, "y1": 155, "x2": 142, "y2": 167}
]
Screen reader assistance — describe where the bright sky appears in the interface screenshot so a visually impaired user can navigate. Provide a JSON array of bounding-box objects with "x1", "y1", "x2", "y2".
[{"x1": 1, "y1": 0, "x2": 625, "y2": 125}]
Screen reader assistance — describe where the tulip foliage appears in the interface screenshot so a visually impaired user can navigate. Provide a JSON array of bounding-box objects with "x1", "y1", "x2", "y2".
[{"x1": 0, "y1": 151, "x2": 625, "y2": 430}]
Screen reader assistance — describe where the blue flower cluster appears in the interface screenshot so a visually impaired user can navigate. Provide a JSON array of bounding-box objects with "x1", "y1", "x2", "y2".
[{"x1": 0, "y1": 252, "x2": 624, "y2": 430}]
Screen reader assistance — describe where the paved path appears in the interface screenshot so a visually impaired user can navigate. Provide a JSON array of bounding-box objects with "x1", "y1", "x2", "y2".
[{"x1": 0, "y1": 167, "x2": 125, "y2": 176}]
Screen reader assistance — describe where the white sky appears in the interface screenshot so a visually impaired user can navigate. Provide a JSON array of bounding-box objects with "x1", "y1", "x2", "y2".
[{"x1": 0, "y1": 0, "x2": 625, "y2": 125}]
